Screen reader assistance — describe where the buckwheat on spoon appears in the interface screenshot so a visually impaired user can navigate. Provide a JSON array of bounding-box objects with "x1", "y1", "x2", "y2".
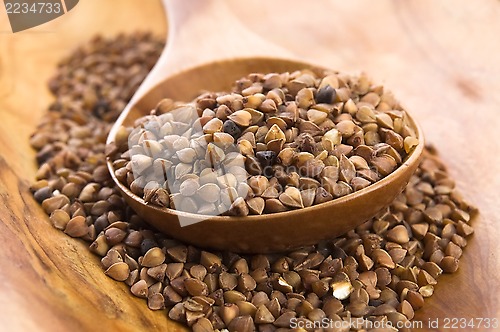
[{"x1": 31, "y1": 32, "x2": 477, "y2": 332}]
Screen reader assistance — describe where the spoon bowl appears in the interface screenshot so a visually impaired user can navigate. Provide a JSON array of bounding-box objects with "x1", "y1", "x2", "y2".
[
  {"x1": 106, "y1": 1, "x2": 424, "y2": 253},
  {"x1": 107, "y1": 56, "x2": 424, "y2": 253}
]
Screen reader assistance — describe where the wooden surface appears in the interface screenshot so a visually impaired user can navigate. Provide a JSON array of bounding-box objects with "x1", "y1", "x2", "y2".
[{"x1": 0, "y1": 0, "x2": 499, "y2": 331}]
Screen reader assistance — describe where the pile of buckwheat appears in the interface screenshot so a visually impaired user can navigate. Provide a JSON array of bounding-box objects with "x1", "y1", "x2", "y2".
[
  {"x1": 109, "y1": 67, "x2": 420, "y2": 216},
  {"x1": 30, "y1": 33, "x2": 477, "y2": 332}
]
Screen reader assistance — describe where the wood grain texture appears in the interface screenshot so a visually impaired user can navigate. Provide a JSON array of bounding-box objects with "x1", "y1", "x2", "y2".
[{"x1": 0, "y1": 0, "x2": 499, "y2": 331}]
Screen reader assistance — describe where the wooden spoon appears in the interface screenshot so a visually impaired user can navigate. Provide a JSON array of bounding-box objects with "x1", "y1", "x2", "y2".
[{"x1": 106, "y1": 0, "x2": 424, "y2": 253}]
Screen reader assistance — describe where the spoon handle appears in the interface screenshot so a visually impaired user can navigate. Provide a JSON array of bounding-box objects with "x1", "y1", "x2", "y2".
[
  {"x1": 130, "y1": 0, "x2": 295, "y2": 104},
  {"x1": 162, "y1": 0, "x2": 294, "y2": 70}
]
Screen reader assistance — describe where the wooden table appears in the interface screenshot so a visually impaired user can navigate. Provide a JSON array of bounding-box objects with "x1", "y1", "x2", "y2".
[{"x1": 1, "y1": 0, "x2": 499, "y2": 331}]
